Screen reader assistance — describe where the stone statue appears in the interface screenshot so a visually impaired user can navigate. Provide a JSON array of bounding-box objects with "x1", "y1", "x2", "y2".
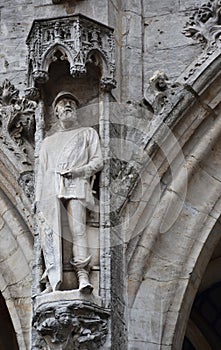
[{"x1": 35, "y1": 92, "x2": 103, "y2": 294}]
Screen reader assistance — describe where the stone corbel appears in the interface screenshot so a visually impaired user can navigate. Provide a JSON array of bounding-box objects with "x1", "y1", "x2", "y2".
[{"x1": 33, "y1": 300, "x2": 109, "y2": 350}]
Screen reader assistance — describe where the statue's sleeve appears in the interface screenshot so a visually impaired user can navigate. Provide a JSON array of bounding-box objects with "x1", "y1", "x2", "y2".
[{"x1": 78, "y1": 128, "x2": 103, "y2": 178}]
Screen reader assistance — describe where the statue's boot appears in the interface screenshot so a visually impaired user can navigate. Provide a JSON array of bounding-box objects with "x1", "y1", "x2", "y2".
[
  {"x1": 40, "y1": 271, "x2": 53, "y2": 294},
  {"x1": 40, "y1": 283, "x2": 53, "y2": 294},
  {"x1": 70, "y1": 256, "x2": 93, "y2": 294}
]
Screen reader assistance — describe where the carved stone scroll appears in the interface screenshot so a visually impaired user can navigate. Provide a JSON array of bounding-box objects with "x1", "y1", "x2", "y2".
[
  {"x1": 33, "y1": 300, "x2": 109, "y2": 350},
  {"x1": 26, "y1": 14, "x2": 116, "y2": 91}
]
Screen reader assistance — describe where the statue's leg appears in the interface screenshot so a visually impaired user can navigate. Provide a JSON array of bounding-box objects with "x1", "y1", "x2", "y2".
[{"x1": 66, "y1": 199, "x2": 93, "y2": 293}]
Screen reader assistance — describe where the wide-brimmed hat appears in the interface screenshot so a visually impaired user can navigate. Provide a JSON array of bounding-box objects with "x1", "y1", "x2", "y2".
[{"x1": 53, "y1": 91, "x2": 79, "y2": 109}]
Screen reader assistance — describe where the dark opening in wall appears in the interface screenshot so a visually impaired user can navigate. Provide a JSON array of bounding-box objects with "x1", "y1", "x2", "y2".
[{"x1": 0, "y1": 291, "x2": 19, "y2": 350}]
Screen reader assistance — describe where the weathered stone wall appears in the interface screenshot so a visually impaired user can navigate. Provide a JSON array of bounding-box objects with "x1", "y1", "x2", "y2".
[{"x1": 0, "y1": 0, "x2": 203, "y2": 98}]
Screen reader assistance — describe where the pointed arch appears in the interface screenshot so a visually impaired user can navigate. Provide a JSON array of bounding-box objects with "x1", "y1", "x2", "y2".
[{"x1": 125, "y1": 50, "x2": 221, "y2": 348}]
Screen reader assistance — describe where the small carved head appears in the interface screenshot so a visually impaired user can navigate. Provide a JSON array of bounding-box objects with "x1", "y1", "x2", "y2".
[
  {"x1": 55, "y1": 306, "x2": 73, "y2": 326},
  {"x1": 149, "y1": 71, "x2": 168, "y2": 92}
]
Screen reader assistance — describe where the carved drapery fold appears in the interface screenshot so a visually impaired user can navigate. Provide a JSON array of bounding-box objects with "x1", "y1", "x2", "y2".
[{"x1": 26, "y1": 14, "x2": 116, "y2": 91}]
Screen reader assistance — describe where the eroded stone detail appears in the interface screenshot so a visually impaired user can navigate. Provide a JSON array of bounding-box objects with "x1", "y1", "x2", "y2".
[
  {"x1": 0, "y1": 79, "x2": 36, "y2": 168},
  {"x1": 183, "y1": 0, "x2": 221, "y2": 49},
  {"x1": 144, "y1": 71, "x2": 181, "y2": 115},
  {"x1": 19, "y1": 171, "x2": 35, "y2": 201},
  {"x1": 25, "y1": 87, "x2": 41, "y2": 102},
  {"x1": 33, "y1": 301, "x2": 109, "y2": 350},
  {"x1": 26, "y1": 14, "x2": 116, "y2": 90}
]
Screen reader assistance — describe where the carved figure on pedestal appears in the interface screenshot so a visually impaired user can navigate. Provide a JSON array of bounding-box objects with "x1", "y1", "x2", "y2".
[{"x1": 35, "y1": 92, "x2": 103, "y2": 294}]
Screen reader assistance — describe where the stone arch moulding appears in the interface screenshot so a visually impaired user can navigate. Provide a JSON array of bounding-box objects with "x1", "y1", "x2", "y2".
[
  {"x1": 107, "y1": 46, "x2": 221, "y2": 348},
  {"x1": 26, "y1": 14, "x2": 116, "y2": 91}
]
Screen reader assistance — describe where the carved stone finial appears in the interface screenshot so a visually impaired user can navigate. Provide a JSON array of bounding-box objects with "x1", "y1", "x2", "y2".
[
  {"x1": 33, "y1": 301, "x2": 109, "y2": 350},
  {"x1": 183, "y1": 0, "x2": 221, "y2": 48}
]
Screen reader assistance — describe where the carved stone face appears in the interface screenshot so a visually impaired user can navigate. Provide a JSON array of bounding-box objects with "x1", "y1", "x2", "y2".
[
  {"x1": 55, "y1": 98, "x2": 78, "y2": 126},
  {"x1": 58, "y1": 312, "x2": 72, "y2": 326}
]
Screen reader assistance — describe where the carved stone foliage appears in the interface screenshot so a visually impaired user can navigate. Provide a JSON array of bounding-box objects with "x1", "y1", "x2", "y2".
[
  {"x1": 33, "y1": 301, "x2": 109, "y2": 350},
  {"x1": 26, "y1": 14, "x2": 116, "y2": 91},
  {"x1": 0, "y1": 80, "x2": 36, "y2": 168},
  {"x1": 183, "y1": 0, "x2": 221, "y2": 49}
]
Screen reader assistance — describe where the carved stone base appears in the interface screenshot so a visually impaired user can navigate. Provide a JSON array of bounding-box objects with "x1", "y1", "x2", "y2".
[{"x1": 32, "y1": 293, "x2": 109, "y2": 350}]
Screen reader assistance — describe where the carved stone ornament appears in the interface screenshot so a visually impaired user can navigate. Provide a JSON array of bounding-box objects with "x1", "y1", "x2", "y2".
[
  {"x1": 144, "y1": 70, "x2": 182, "y2": 116},
  {"x1": 33, "y1": 301, "x2": 109, "y2": 350},
  {"x1": 183, "y1": 0, "x2": 221, "y2": 49},
  {"x1": 18, "y1": 171, "x2": 35, "y2": 201},
  {"x1": 0, "y1": 79, "x2": 36, "y2": 170},
  {"x1": 26, "y1": 14, "x2": 116, "y2": 91}
]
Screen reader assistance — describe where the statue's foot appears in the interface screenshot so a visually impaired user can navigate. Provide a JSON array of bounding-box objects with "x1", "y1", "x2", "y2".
[
  {"x1": 79, "y1": 281, "x2": 93, "y2": 294},
  {"x1": 40, "y1": 285, "x2": 53, "y2": 294}
]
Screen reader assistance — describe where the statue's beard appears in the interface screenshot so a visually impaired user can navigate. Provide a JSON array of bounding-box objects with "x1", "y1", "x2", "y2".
[{"x1": 60, "y1": 110, "x2": 77, "y2": 122}]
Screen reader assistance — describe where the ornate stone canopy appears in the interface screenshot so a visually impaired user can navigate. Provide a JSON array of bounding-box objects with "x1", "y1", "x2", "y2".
[{"x1": 26, "y1": 14, "x2": 116, "y2": 91}]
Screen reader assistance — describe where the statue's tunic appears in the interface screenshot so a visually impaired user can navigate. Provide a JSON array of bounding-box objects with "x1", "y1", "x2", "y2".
[{"x1": 36, "y1": 127, "x2": 103, "y2": 290}]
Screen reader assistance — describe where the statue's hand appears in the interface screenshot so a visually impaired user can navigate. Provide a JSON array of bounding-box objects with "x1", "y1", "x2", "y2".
[
  {"x1": 57, "y1": 169, "x2": 72, "y2": 178},
  {"x1": 57, "y1": 168, "x2": 84, "y2": 179}
]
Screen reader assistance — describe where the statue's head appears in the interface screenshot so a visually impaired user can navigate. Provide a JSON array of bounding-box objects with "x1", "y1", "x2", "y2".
[{"x1": 53, "y1": 91, "x2": 79, "y2": 128}]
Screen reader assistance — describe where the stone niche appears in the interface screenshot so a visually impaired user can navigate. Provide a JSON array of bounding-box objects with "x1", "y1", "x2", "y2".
[{"x1": 26, "y1": 14, "x2": 115, "y2": 350}]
